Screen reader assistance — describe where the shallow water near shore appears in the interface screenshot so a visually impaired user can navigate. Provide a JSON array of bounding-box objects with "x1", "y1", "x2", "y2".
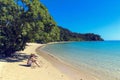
[{"x1": 41, "y1": 41, "x2": 120, "y2": 80}]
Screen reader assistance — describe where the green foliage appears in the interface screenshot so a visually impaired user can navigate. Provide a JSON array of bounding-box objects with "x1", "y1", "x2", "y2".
[
  {"x1": 0, "y1": 0, "x2": 27, "y2": 56},
  {"x1": 0, "y1": 0, "x2": 60, "y2": 56},
  {"x1": 21, "y1": 0, "x2": 60, "y2": 43}
]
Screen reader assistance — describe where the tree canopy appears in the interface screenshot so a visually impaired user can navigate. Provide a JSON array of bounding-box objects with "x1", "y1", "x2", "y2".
[
  {"x1": 0, "y1": 0, "x2": 60, "y2": 56},
  {"x1": 20, "y1": 0, "x2": 60, "y2": 43},
  {"x1": 0, "y1": 0, "x2": 27, "y2": 56}
]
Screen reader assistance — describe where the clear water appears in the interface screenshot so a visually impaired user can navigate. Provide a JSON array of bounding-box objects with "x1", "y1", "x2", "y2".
[{"x1": 42, "y1": 41, "x2": 120, "y2": 80}]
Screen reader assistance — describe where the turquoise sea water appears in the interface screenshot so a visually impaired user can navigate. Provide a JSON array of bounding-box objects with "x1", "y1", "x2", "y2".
[{"x1": 42, "y1": 41, "x2": 120, "y2": 80}]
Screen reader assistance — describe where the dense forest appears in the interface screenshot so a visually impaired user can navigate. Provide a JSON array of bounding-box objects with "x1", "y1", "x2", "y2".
[{"x1": 0, "y1": 0, "x2": 103, "y2": 56}]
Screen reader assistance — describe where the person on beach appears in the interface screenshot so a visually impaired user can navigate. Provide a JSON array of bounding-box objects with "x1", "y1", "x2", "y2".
[{"x1": 27, "y1": 54, "x2": 40, "y2": 67}]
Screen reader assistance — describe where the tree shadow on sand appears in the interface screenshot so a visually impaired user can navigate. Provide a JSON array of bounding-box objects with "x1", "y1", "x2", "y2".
[
  {"x1": 0, "y1": 53, "x2": 30, "y2": 63},
  {"x1": 19, "y1": 64, "x2": 31, "y2": 67}
]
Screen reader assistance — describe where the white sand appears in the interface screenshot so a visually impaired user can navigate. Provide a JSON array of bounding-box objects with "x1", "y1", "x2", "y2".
[
  {"x1": 1, "y1": 43, "x2": 70, "y2": 80},
  {"x1": 0, "y1": 43, "x2": 99, "y2": 80},
  {"x1": 0, "y1": 62, "x2": 6, "y2": 80}
]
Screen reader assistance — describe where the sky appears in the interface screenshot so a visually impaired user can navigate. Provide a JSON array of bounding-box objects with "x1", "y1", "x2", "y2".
[{"x1": 40, "y1": 0, "x2": 120, "y2": 40}]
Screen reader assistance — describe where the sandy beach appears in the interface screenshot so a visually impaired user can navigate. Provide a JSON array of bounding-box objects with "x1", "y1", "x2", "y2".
[{"x1": 0, "y1": 43, "x2": 98, "y2": 80}]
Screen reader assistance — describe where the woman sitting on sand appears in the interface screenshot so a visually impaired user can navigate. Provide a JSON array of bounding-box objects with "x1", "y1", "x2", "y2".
[{"x1": 27, "y1": 54, "x2": 40, "y2": 67}]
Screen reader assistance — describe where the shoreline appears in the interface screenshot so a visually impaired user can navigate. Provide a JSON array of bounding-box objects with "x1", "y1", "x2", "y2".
[
  {"x1": 37, "y1": 42, "x2": 99, "y2": 80},
  {"x1": 0, "y1": 42, "x2": 99, "y2": 80}
]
